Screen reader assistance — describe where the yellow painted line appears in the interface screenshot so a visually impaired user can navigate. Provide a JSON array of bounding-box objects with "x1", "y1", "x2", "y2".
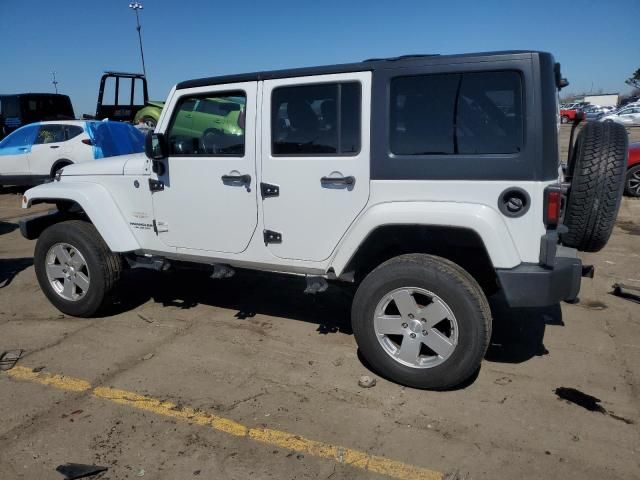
[
  {"x1": 6, "y1": 366, "x2": 91, "y2": 392},
  {"x1": 5, "y1": 365, "x2": 442, "y2": 480}
]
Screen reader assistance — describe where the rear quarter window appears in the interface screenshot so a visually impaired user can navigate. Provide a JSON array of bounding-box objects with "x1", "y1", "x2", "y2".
[{"x1": 390, "y1": 71, "x2": 524, "y2": 156}]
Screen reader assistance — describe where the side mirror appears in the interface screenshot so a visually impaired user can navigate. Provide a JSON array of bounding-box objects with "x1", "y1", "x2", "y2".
[{"x1": 145, "y1": 132, "x2": 166, "y2": 161}]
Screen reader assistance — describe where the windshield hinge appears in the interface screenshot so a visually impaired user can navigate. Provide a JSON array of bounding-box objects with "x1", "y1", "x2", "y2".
[{"x1": 148, "y1": 178, "x2": 164, "y2": 192}]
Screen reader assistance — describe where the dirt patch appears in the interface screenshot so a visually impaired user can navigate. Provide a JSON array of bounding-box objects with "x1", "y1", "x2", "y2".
[
  {"x1": 581, "y1": 300, "x2": 608, "y2": 311},
  {"x1": 617, "y1": 220, "x2": 640, "y2": 236}
]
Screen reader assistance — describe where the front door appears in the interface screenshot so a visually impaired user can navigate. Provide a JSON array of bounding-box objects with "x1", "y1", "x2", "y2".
[
  {"x1": 261, "y1": 72, "x2": 371, "y2": 261},
  {"x1": 151, "y1": 82, "x2": 258, "y2": 253},
  {"x1": 0, "y1": 124, "x2": 38, "y2": 177}
]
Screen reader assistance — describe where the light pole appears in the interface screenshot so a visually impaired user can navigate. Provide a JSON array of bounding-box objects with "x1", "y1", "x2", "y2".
[
  {"x1": 51, "y1": 71, "x2": 59, "y2": 93},
  {"x1": 129, "y1": 2, "x2": 147, "y2": 77}
]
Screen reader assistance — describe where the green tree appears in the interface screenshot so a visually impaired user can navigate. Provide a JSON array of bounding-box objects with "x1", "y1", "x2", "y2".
[{"x1": 626, "y1": 68, "x2": 640, "y2": 89}]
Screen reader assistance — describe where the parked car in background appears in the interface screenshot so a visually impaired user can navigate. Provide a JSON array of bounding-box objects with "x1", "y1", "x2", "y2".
[
  {"x1": 560, "y1": 107, "x2": 581, "y2": 124},
  {"x1": 583, "y1": 105, "x2": 606, "y2": 121},
  {"x1": 0, "y1": 93, "x2": 74, "y2": 140},
  {"x1": 599, "y1": 106, "x2": 640, "y2": 126},
  {"x1": 0, "y1": 120, "x2": 144, "y2": 187},
  {"x1": 133, "y1": 100, "x2": 165, "y2": 128},
  {"x1": 626, "y1": 142, "x2": 640, "y2": 197}
]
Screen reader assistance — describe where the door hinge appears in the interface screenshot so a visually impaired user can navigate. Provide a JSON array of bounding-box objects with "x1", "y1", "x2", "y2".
[
  {"x1": 152, "y1": 219, "x2": 169, "y2": 234},
  {"x1": 260, "y1": 182, "x2": 280, "y2": 198},
  {"x1": 263, "y1": 229, "x2": 282, "y2": 244},
  {"x1": 149, "y1": 178, "x2": 164, "y2": 192}
]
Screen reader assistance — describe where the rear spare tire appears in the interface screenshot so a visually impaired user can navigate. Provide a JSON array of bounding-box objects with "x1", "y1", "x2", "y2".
[{"x1": 562, "y1": 121, "x2": 628, "y2": 252}]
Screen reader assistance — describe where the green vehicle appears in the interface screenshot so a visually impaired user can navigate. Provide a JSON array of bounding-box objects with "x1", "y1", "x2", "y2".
[
  {"x1": 133, "y1": 100, "x2": 165, "y2": 128},
  {"x1": 164, "y1": 95, "x2": 246, "y2": 155}
]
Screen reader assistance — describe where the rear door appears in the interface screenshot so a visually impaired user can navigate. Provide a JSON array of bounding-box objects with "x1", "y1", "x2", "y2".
[
  {"x1": 29, "y1": 124, "x2": 69, "y2": 176},
  {"x1": 260, "y1": 72, "x2": 371, "y2": 261}
]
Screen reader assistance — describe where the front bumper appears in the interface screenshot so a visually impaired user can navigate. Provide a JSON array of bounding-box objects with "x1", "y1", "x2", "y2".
[{"x1": 496, "y1": 245, "x2": 582, "y2": 308}]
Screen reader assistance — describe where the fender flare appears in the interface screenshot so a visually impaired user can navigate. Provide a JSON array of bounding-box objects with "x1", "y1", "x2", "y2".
[
  {"x1": 329, "y1": 201, "x2": 522, "y2": 276},
  {"x1": 22, "y1": 181, "x2": 140, "y2": 252}
]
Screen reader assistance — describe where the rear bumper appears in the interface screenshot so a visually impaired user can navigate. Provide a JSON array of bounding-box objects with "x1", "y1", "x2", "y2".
[{"x1": 496, "y1": 246, "x2": 582, "y2": 308}]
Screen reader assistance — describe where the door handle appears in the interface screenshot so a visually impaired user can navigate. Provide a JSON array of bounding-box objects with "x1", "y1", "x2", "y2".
[
  {"x1": 221, "y1": 173, "x2": 251, "y2": 186},
  {"x1": 50, "y1": 145, "x2": 60, "y2": 149},
  {"x1": 321, "y1": 175, "x2": 355, "y2": 187}
]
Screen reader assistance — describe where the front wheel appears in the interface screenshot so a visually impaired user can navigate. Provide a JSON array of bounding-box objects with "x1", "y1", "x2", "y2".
[
  {"x1": 351, "y1": 254, "x2": 491, "y2": 390},
  {"x1": 561, "y1": 115, "x2": 570, "y2": 124},
  {"x1": 34, "y1": 220, "x2": 123, "y2": 317},
  {"x1": 141, "y1": 116, "x2": 157, "y2": 129}
]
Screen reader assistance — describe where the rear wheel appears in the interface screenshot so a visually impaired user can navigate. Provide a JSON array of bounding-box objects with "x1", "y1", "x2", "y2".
[
  {"x1": 562, "y1": 121, "x2": 628, "y2": 252},
  {"x1": 561, "y1": 115, "x2": 570, "y2": 124},
  {"x1": 50, "y1": 161, "x2": 71, "y2": 180},
  {"x1": 625, "y1": 165, "x2": 640, "y2": 197},
  {"x1": 351, "y1": 254, "x2": 491, "y2": 390},
  {"x1": 34, "y1": 220, "x2": 122, "y2": 317}
]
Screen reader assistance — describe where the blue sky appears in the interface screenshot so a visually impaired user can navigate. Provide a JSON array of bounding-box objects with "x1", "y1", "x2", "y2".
[{"x1": 1, "y1": 0, "x2": 638, "y2": 115}]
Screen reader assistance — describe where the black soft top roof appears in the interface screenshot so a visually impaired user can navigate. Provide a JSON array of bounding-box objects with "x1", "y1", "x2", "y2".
[{"x1": 176, "y1": 50, "x2": 545, "y2": 90}]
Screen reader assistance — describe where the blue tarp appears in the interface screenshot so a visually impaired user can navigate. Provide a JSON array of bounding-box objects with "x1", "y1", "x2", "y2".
[{"x1": 86, "y1": 121, "x2": 145, "y2": 159}]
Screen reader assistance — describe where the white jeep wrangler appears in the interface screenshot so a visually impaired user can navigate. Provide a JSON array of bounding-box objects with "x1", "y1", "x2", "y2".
[{"x1": 19, "y1": 51, "x2": 628, "y2": 390}]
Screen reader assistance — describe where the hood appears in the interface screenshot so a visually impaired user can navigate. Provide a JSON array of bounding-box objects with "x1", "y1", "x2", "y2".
[{"x1": 61, "y1": 153, "x2": 147, "y2": 176}]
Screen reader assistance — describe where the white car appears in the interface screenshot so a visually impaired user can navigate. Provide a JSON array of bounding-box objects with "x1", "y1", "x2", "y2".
[
  {"x1": 599, "y1": 106, "x2": 640, "y2": 126},
  {"x1": 0, "y1": 120, "x2": 145, "y2": 187}
]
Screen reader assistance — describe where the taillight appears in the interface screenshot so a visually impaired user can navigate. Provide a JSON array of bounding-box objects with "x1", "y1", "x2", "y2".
[
  {"x1": 81, "y1": 139, "x2": 93, "y2": 146},
  {"x1": 544, "y1": 186, "x2": 563, "y2": 228}
]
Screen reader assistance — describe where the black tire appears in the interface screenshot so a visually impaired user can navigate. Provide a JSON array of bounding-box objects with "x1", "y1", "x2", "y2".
[
  {"x1": 625, "y1": 164, "x2": 640, "y2": 197},
  {"x1": 50, "y1": 161, "x2": 71, "y2": 179},
  {"x1": 351, "y1": 254, "x2": 491, "y2": 390},
  {"x1": 34, "y1": 220, "x2": 123, "y2": 317},
  {"x1": 562, "y1": 121, "x2": 628, "y2": 252}
]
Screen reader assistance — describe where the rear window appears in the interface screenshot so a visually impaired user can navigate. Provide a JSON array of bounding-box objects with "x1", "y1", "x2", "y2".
[{"x1": 390, "y1": 71, "x2": 524, "y2": 156}]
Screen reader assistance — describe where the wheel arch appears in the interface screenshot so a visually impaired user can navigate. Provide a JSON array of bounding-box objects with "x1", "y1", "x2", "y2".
[
  {"x1": 330, "y1": 202, "x2": 522, "y2": 288},
  {"x1": 21, "y1": 181, "x2": 139, "y2": 252},
  {"x1": 50, "y1": 159, "x2": 73, "y2": 178}
]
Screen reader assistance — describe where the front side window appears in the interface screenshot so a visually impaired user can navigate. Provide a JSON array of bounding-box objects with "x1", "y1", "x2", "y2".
[
  {"x1": 167, "y1": 92, "x2": 246, "y2": 156},
  {"x1": 271, "y1": 82, "x2": 361, "y2": 156},
  {"x1": 390, "y1": 71, "x2": 524, "y2": 156},
  {"x1": 0, "y1": 124, "x2": 38, "y2": 150}
]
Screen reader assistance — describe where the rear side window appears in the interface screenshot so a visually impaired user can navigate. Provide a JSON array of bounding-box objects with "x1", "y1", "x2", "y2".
[
  {"x1": 166, "y1": 92, "x2": 246, "y2": 156},
  {"x1": 271, "y1": 82, "x2": 361, "y2": 156},
  {"x1": 65, "y1": 125, "x2": 84, "y2": 140},
  {"x1": 390, "y1": 71, "x2": 523, "y2": 156},
  {"x1": 34, "y1": 124, "x2": 66, "y2": 144}
]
